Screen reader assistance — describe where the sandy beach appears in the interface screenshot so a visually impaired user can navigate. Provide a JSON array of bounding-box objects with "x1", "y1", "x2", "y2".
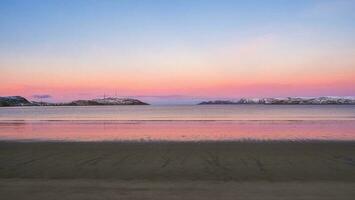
[
  {"x1": 1, "y1": 141, "x2": 354, "y2": 199},
  {"x1": 1, "y1": 179, "x2": 355, "y2": 200}
]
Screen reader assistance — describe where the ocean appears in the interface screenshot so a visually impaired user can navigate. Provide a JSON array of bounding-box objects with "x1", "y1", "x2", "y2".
[{"x1": 0, "y1": 105, "x2": 354, "y2": 141}]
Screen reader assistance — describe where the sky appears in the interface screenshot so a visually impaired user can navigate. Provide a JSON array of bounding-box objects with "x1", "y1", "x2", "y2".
[{"x1": 1, "y1": 0, "x2": 355, "y2": 104}]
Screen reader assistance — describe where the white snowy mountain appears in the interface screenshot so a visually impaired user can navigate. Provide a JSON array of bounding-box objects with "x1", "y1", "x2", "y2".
[{"x1": 199, "y1": 97, "x2": 355, "y2": 105}]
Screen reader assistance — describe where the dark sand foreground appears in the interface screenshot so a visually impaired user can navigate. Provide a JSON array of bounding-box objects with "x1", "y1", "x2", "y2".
[
  {"x1": 1, "y1": 141, "x2": 354, "y2": 199},
  {"x1": 1, "y1": 179, "x2": 355, "y2": 200}
]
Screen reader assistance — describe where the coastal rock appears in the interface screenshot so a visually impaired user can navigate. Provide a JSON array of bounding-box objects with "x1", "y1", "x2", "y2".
[
  {"x1": 0, "y1": 96, "x2": 149, "y2": 107},
  {"x1": 0, "y1": 96, "x2": 32, "y2": 107},
  {"x1": 68, "y1": 98, "x2": 149, "y2": 106}
]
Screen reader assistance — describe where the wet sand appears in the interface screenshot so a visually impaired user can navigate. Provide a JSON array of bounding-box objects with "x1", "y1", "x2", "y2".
[
  {"x1": 2, "y1": 120, "x2": 355, "y2": 141},
  {"x1": 0, "y1": 141, "x2": 354, "y2": 199}
]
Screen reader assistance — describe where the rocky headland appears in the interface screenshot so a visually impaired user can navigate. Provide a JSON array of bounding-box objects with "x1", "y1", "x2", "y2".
[{"x1": 0, "y1": 96, "x2": 149, "y2": 107}]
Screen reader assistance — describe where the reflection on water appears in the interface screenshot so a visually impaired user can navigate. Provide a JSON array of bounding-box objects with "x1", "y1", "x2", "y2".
[
  {"x1": 1, "y1": 105, "x2": 354, "y2": 141},
  {"x1": 0, "y1": 105, "x2": 355, "y2": 121},
  {"x1": 0, "y1": 120, "x2": 354, "y2": 141}
]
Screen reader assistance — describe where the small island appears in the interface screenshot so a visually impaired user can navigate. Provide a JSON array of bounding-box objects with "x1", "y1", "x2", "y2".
[
  {"x1": 0, "y1": 96, "x2": 149, "y2": 107},
  {"x1": 199, "y1": 97, "x2": 355, "y2": 105}
]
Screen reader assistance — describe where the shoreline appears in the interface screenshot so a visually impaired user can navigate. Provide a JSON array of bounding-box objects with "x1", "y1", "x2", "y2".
[
  {"x1": 1, "y1": 139, "x2": 355, "y2": 143},
  {"x1": 2, "y1": 120, "x2": 355, "y2": 141}
]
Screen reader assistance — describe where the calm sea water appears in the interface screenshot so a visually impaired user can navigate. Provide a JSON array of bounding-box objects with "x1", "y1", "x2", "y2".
[{"x1": 0, "y1": 105, "x2": 354, "y2": 141}]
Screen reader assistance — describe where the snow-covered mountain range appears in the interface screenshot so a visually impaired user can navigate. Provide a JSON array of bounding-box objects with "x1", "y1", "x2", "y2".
[{"x1": 199, "y1": 97, "x2": 355, "y2": 105}]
